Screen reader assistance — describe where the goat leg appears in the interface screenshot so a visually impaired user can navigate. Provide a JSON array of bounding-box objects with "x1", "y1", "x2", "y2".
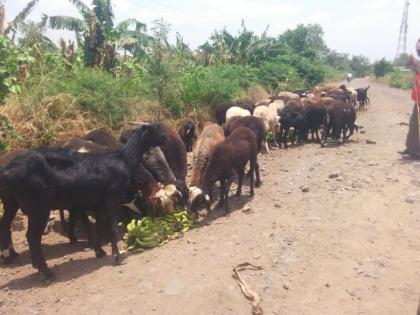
[
  {"x1": 80, "y1": 211, "x2": 93, "y2": 247},
  {"x1": 292, "y1": 129, "x2": 296, "y2": 146},
  {"x1": 59, "y1": 209, "x2": 67, "y2": 234},
  {"x1": 26, "y1": 209, "x2": 55, "y2": 280},
  {"x1": 248, "y1": 163, "x2": 255, "y2": 197},
  {"x1": 106, "y1": 206, "x2": 121, "y2": 265},
  {"x1": 254, "y1": 160, "x2": 261, "y2": 188},
  {"x1": 283, "y1": 127, "x2": 289, "y2": 149},
  {"x1": 236, "y1": 171, "x2": 244, "y2": 197},
  {"x1": 67, "y1": 209, "x2": 78, "y2": 244},
  {"x1": 0, "y1": 198, "x2": 20, "y2": 264},
  {"x1": 216, "y1": 179, "x2": 226, "y2": 209},
  {"x1": 93, "y1": 211, "x2": 106, "y2": 258},
  {"x1": 224, "y1": 178, "x2": 233, "y2": 213}
]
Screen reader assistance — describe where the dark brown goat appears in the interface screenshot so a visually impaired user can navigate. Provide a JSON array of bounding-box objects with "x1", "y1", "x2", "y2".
[
  {"x1": 177, "y1": 118, "x2": 196, "y2": 152},
  {"x1": 83, "y1": 128, "x2": 121, "y2": 148},
  {"x1": 321, "y1": 100, "x2": 357, "y2": 146},
  {"x1": 121, "y1": 123, "x2": 188, "y2": 200},
  {"x1": 200, "y1": 127, "x2": 261, "y2": 213},
  {"x1": 224, "y1": 116, "x2": 267, "y2": 153}
]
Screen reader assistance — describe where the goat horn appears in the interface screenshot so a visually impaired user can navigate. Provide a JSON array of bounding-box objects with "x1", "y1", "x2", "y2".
[{"x1": 126, "y1": 120, "x2": 149, "y2": 126}]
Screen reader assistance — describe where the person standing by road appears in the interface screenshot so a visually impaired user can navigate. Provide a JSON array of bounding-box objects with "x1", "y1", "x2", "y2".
[{"x1": 399, "y1": 39, "x2": 420, "y2": 158}]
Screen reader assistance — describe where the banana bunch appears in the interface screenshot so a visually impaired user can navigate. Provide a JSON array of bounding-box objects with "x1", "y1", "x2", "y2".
[{"x1": 124, "y1": 210, "x2": 194, "y2": 251}]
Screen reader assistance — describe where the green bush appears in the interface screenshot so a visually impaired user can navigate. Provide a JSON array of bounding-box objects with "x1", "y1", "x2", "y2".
[
  {"x1": 258, "y1": 60, "x2": 301, "y2": 92},
  {"x1": 389, "y1": 71, "x2": 413, "y2": 90},
  {"x1": 374, "y1": 58, "x2": 394, "y2": 78},
  {"x1": 179, "y1": 64, "x2": 256, "y2": 111},
  {"x1": 19, "y1": 63, "x2": 148, "y2": 128},
  {"x1": 0, "y1": 36, "x2": 35, "y2": 103}
]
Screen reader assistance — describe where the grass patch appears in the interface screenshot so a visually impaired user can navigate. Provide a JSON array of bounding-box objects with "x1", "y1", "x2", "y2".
[
  {"x1": 389, "y1": 71, "x2": 414, "y2": 90},
  {"x1": 375, "y1": 71, "x2": 414, "y2": 90}
]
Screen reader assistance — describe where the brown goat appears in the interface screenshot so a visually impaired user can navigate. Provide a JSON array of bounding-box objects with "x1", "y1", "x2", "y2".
[
  {"x1": 224, "y1": 116, "x2": 267, "y2": 153},
  {"x1": 188, "y1": 123, "x2": 225, "y2": 212},
  {"x1": 200, "y1": 127, "x2": 261, "y2": 213},
  {"x1": 83, "y1": 128, "x2": 121, "y2": 148}
]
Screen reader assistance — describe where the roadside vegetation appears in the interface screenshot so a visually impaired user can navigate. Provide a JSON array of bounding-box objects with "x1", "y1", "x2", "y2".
[
  {"x1": 0, "y1": 0, "x2": 373, "y2": 150},
  {"x1": 373, "y1": 57, "x2": 414, "y2": 90}
]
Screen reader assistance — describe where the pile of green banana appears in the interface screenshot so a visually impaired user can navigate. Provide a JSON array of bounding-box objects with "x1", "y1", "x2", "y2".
[{"x1": 124, "y1": 210, "x2": 194, "y2": 251}]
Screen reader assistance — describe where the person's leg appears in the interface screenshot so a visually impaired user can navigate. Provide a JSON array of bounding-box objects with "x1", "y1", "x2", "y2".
[{"x1": 402, "y1": 104, "x2": 420, "y2": 154}]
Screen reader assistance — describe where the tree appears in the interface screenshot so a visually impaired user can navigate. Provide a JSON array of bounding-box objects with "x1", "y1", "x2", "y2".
[
  {"x1": 1, "y1": 0, "x2": 39, "y2": 41},
  {"x1": 0, "y1": 1, "x2": 5, "y2": 34},
  {"x1": 325, "y1": 50, "x2": 351, "y2": 71},
  {"x1": 42, "y1": 0, "x2": 148, "y2": 70},
  {"x1": 147, "y1": 19, "x2": 171, "y2": 104},
  {"x1": 350, "y1": 55, "x2": 371, "y2": 77},
  {"x1": 373, "y1": 58, "x2": 393, "y2": 78},
  {"x1": 278, "y1": 24, "x2": 328, "y2": 59},
  {"x1": 198, "y1": 21, "x2": 284, "y2": 66},
  {"x1": 18, "y1": 20, "x2": 56, "y2": 51}
]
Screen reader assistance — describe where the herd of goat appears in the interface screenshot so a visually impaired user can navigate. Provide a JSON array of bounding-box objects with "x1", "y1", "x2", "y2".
[{"x1": 0, "y1": 83, "x2": 370, "y2": 281}]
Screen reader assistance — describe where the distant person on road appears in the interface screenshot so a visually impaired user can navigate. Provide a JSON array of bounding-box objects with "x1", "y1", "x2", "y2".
[
  {"x1": 399, "y1": 39, "x2": 420, "y2": 158},
  {"x1": 346, "y1": 73, "x2": 353, "y2": 82}
]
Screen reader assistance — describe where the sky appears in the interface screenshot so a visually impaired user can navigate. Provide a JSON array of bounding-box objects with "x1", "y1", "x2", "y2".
[{"x1": 4, "y1": 0, "x2": 420, "y2": 62}]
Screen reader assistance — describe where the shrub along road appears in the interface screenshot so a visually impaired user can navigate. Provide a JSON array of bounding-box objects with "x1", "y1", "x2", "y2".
[{"x1": 0, "y1": 79, "x2": 419, "y2": 315}]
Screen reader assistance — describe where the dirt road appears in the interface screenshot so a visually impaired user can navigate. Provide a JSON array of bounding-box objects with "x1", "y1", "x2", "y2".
[{"x1": 1, "y1": 79, "x2": 420, "y2": 315}]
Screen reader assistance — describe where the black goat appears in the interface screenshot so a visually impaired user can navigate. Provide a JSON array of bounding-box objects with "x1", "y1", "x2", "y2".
[
  {"x1": 301, "y1": 103, "x2": 327, "y2": 142},
  {"x1": 279, "y1": 110, "x2": 307, "y2": 148},
  {"x1": 0, "y1": 123, "x2": 165, "y2": 280},
  {"x1": 355, "y1": 86, "x2": 370, "y2": 111}
]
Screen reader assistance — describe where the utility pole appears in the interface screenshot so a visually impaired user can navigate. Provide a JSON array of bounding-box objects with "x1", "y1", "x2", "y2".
[{"x1": 395, "y1": 0, "x2": 410, "y2": 62}]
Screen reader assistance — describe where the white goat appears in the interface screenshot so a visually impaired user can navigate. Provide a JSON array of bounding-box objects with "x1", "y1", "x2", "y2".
[
  {"x1": 253, "y1": 105, "x2": 280, "y2": 151},
  {"x1": 225, "y1": 106, "x2": 251, "y2": 123},
  {"x1": 278, "y1": 91, "x2": 300, "y2": 99}
]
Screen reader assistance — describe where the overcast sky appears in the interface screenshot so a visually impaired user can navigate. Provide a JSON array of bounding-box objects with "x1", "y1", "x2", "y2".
[{"x1": 4, "y1": 0, "x2": 420, "y2": 61}]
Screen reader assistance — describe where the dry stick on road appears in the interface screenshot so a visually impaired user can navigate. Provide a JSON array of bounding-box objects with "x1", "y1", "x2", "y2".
[{"x1": 232, "y1": 262, "x2": 264, "y2": 315}]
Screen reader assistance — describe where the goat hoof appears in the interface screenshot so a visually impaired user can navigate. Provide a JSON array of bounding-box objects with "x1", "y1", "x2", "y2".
[
  {"x1": 43, "y1": 269, "x2": 56, "y2": 283},
  {"x1": 113, "y1": 254, "x2": 122, "y2": 265},
  {"x1": 42, "y1": 269, "x2": 56, "y2": 283},
  {"x1": 69, "y1": 238, "x2": 78, "y2": 245},
  {"x1": 1, "y1": 252, "x2": 18, "y2": 265},
  {"x1": 95, "y1": 249, "x2": 106, "y2": 258},
  {"x1": 255, "y1": 181, "x2": 262, "y2": 188},
  {"x1": 250, "y1": 191, "x2": 255, "y2": 197}
]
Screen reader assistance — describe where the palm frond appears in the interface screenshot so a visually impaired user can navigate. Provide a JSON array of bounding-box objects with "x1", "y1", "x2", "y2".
[
  {"x1": 115, "y1": 18, "x2": 146, "y2": 33},
  {"x1": 68, "y1": 0, "x2": 91, "y2": 19},
  {"x1": 5, "y1": 0, "x2": 39, "y2": 35},
  {"x1": 93, "y1": 0, "x2": 114, "y2": 34},
  {"x1": 45, "y1": 15, "x2": 86, "y2": 33},
  {"x1": 41, "y1": 35, "x2": 58, "y2": 50}
]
